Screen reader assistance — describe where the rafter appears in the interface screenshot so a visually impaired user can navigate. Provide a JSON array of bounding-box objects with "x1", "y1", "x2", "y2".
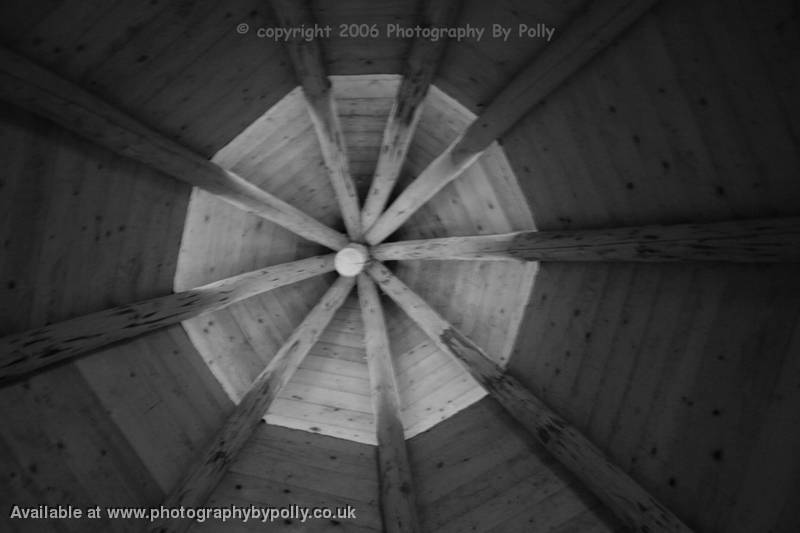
[
  {"x1": 372, "y1": 217, "x2": 800, "y2": 263},
  {"x1": 150, "y1": 275, "x2": 355, "y2": 533},
  {"x1": 360, "y1": 0, "x2": 462, "y2": 231},
  {"x1": 366, "y1": 261, "x2": 692, "y2": 533},
  {"x1": 0, "y1": 255, "x2": 335, "y2": 384},
  {"x1": 0, "y1": 46, "x2": 348, "y2": 251},
  {"x1": 364, "y1": 0, "x2": 660, "y2": 244},
  {"x1": 270, "y1": 0, "x2": 363, "y2": 240},
  {"x1": 357, "y1": 274, "x2": 421, "y2": 533}
]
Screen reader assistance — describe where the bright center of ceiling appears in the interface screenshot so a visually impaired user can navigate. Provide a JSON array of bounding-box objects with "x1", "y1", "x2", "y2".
[
  {"x1": 173, "y1": 75, "x2": 537, "y2": 444},
  {"x1": 335, "y1": 244, "x2": 368, "y2": 277}
]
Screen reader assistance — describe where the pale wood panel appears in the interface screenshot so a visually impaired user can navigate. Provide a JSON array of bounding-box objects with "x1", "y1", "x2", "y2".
[
  {"x1": 370, "y1": 82, "x2": 538, "y2": 437},
  {"x1": 268, "y1": 0, "x2": 365, "y2": 240},
  {"x1": 190, "y1": 424, "x2": 382, "y2": 532},
  {"x1": 334, "y1": 75, "x2": 399, "y2": 198},
  {"x1": 384, "y1": 298, "x2": 486, "y2": 439},
  {"x1": 182, "y1": 283, "x2": 376, "y2": 445},
  {"x1": 170, "y1": 67, "x2": 543, "y2": 447},
  {"x1": 509, "y1": 262, "x2": 800, "y2": 533},
  {"x1": 402, "y1": 84, "x2": 472, "y2": 182},
  {"x1": 502, "y1": 0, "x2": 800, "y2": 230},
  {"x1": 0, "y1": 0, "x2": 297, "y2": 157},
  {"x1": 394, "y1": 260, "x2": 535, "y2": 367},
  {"x1": 408, "y1": 398, "x2": 619, "y2": 533},
  {"x1": 174, "y1": 189, "x2": 325, "y2": 291},
  {"x1": 173, "y1": 63, "x2": 360, "y2": 427},
  {"x1": 267, "y1": 295, "x2": 376, "y2": 445},
  {"x1": 386, "y1": 85, "x2": 537, "y2": 379},
  {"x1": 177, "y1": 75, "x2": 398, "y2": 259},
  {"x1": 266, "y1": 405, "x2": 375, "y2": 445},
  {"x1": 182, "y1": 277, "x2": 332, "y2": 403}
]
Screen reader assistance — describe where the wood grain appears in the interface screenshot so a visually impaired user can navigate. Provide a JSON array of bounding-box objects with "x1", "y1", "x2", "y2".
[
  {"x1": 0, "y1": 45, "x2": 348, "y2": 250},
  {"x1": 270, "y1": 0, "x2": 363, "y2": 240},
  {"x1": 373, "y1": 217, "x2": 800, "y2": 262},
  {"x1": 367, "y1": 261, "x2": 691, "y2": 533},
  {"x1": 357, "y1": 274, "x2": 420, "y2": 533},
  {"x1": 152, "y1": 275, "x2": 355, "y2": 533},
  {"x1": 360, "y1": 0, "x2": 462, "y2": 230},
  {"x1": 0, "y1": 256, "x2": 335, "y2": 383},
  {"x1": 364, "y1": 0, "x2": 660, "y2": 244}
]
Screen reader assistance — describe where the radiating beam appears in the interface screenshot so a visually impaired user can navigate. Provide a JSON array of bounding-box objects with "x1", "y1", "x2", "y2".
[
  {"x1": 270, "y1": 0, "x2": 362, "y2": 240},
  {"x1": 0, "y1": 46, "x2": 348, "y2": 251},
  {"x1": 372, "y1": 217, "x2": 800, "y2": 263},
  {"x1": 366, "y1": 262, "x2": 692, "y2": 533},
  {"x1": 150, "y1": 275, "x2": 355, "y2": 533},
  {"x1": 364, "y1": 0, "x2": 660, "y2": 244},
  {"x1": 360, "y1": 0, "x2": 462, "y2": 230},
  {"x1": 0, "y1": 256, "x2": 336, "y2": 384},
  {"x1": 357, "y1": 274, "x2": 421, "y2": 533}
]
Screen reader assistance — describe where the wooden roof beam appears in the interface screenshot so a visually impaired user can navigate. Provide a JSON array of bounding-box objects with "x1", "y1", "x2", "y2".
[
  {"x1": 0, "y1": 255, "x2": 336, "y2": 384},
  {"x1": 364, "y1": 0, "x2": 660, "y2": 244},
  {"x1": 270, "y1": 0, "x2": 363, "y2": 240},
  {"x1": 357, "y1": 274, "x2": 421, "y2": 533},
  {"x1": 372, "y1": 217, "x2": 800, "y2": 263},
  {"x1": 150, "y1": 275, "x2": 355, "y2": 533},
  {"x1": 0, "y1": 47, "x2": 348, "y2": 251},
  {"x1": 366, "y1": 261, "x2": 692, "y2": 533},
  {"x1": 360, "y1": 0, "x2": 463, "y2": 231}
]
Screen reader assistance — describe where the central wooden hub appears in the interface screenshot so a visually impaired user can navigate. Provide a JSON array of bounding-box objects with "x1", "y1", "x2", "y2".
[{"x1": 334, "y1": 244, "x2": 368, "y2": 277}]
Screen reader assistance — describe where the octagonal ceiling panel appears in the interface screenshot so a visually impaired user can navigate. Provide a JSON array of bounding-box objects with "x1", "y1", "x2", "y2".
[{"x1": 174, "y1": 75, "x2": 536, "y2": 444}]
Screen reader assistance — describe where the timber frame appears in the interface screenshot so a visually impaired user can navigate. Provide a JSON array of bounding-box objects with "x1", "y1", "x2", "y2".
[{"x1": 1, "y1": 0, "x2": 798, "y2": 532}]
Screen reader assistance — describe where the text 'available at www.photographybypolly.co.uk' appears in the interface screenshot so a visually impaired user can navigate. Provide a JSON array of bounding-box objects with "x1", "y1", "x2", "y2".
[{"x1": 8, "y1": 504, "x2": 358, "y2": 524}]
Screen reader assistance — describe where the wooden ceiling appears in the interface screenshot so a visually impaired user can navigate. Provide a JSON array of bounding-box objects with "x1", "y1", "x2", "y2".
[
  {"x1": 175, "y1": 75, "x2": 535, "y2": 444},
  {"x1": 0, "y1": 0, "x2": 798, "y2": 532}
]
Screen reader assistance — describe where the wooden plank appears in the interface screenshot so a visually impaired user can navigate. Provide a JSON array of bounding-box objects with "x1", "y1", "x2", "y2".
[
  {"x1": 266, "y1": 398, "x2": 375, "y2": 445},
  {"x1": 300, "y1": 354, "x2": 370, "y2": 380},
  {"x1": 357, "y1": 274, "x2": 421, "y2": 533},
  {"x1": 364, "y1": 139, "x2": 483, "y2": 244},
  {"x1": 364, "y1": 0, "x2": 660, "y2": 244},
  {"x1": 402, "y1": 376, "x2": 487, "y2": 439},
  {"x1": 0, "y1": 45, "x2": 348, "y2": 250},
  {"x1": 195, "y1": 422, "x2": 382, "y2": 531},
  {"x1": 360, "y1": 0, "x2": 462, "y2": 230},
  {"x1": 250, "y1": 422, "x2": 376, "y2": 471},
  {"x1": 75, "y1": 324, "x2": 232, "y2": 493},
  {"x1": 270, "y1": 0, "x2": 362, "y2": 240},
  {"x1": 279, "y1": 382, "x2": 371, "y2": 414},
  {"x1": 372, "y1": 217, "x2": 800, "y2": 263},
  {"x1": 366, "y1": 262, "x2": 691, "y2": 533},
  {"x1": 230, "y1": 448, "x2": 377, "y2": 502},
  {"x1": 454, "y1": 0, "x2": 659, "y2": 154},
  {"x1": 152, "y1": 275, "x2": 355, "y2": 533},
  {"x1": 0, "y1": 255, "x2": 336, "y2": 384},
  {"x1": 0, "y1": 365, "x2": 162, "y2": 533}
]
